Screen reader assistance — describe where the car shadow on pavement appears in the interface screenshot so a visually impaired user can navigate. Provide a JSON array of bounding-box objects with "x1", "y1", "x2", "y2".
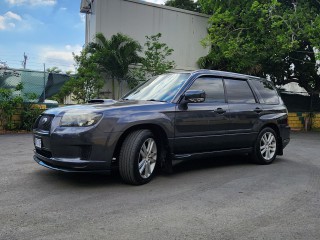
[
  {"x1": 32, "y1": 154, "x2": 277, "y2": 187},
  {"x1": 33, "y1": 169, "x2": 124, "y2": 188},
  {"x1": 171, "y1": 154, "x2": 254, "y2": 175}
]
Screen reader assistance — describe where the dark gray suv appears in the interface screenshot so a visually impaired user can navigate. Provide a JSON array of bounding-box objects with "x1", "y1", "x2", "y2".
[{"x1": 33, "y1": 70, "x2": 290, "y2": 185}]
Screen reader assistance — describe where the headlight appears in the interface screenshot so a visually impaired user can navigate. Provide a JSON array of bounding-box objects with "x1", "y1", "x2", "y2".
[{"x1": 60, "y1": 111, "x2": 103, "y2": 127}]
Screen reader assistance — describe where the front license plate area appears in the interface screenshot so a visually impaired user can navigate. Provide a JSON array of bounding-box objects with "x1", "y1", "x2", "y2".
[{"x1": 35, "y1": 138, "x2": 42, "y2": 149}]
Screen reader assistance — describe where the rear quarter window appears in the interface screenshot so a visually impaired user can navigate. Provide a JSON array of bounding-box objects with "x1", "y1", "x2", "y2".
[{"x1": 250, "y1": 80, "x2": 280, "y2": 104}]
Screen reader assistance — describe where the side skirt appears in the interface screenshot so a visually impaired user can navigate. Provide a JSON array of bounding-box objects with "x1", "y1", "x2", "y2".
[{"x1": 173, "y1": 147, "x2": 253, "y2": 161}]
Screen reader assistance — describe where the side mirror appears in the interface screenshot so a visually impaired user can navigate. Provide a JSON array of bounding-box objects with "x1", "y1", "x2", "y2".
[{"x1": 183, "y1": 90, "x2": 206, "y2": 103}]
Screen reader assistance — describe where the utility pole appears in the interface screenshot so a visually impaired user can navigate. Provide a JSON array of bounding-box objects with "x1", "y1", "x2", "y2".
[{"x1": 22, "y1": 52, "x2": 28, "y2": 69}]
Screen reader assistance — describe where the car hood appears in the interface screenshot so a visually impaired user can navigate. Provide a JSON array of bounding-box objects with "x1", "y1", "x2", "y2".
[{"x1": 43, "y1": 100, "x2": 169, "y2": 116}]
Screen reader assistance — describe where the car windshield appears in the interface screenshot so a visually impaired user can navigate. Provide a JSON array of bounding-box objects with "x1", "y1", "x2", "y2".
[{"x1": 123, "y1": 73, "x2": 190, "y2": 102}]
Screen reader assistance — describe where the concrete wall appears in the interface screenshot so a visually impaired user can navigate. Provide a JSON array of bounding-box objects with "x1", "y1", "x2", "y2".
[
  {"x1": 288, "y1": 113, "x2": 320, "y2": 131},
  {"x1": 85, "y1": 0, "x2": 210, "y2": 71}
]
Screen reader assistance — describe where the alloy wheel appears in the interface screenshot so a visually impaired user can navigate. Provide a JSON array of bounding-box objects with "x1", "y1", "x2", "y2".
[
  {"x1": 260, "y1": 132, "x2": 277, "y2": 161},
  {"x1": 138, "y1": 138, "x2": 157, "y2": 179}
]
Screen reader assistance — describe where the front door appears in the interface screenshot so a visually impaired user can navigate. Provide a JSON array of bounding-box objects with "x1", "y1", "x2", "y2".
[{"x1": 174, "y1": 77, "x2": 230, "y2": 154}]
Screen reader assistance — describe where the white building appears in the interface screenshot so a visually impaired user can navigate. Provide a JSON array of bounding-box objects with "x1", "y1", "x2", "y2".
[{"x1": 80, "y1": 0, "x2": 209, "y2": 72}]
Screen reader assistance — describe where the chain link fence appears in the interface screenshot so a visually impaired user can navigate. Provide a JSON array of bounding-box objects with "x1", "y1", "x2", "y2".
[
  {"x1": 1, "y1": 67, "x2": 320, "y2": 112},
  {"x1": 279, "y1": 91, "x2": 320, "y2": 113},
  {"x1": 0, "y1": 68, "x2": 70, "y2": 103}
]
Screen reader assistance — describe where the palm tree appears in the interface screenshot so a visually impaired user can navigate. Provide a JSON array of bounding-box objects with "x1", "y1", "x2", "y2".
[{"x1": 88, "y1": 33, "x2": 142, "y2": 99}]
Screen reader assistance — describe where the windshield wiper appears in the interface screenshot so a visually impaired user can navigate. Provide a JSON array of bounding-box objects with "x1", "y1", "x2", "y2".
[{"x1": 146, "y1": 99, "x2": 167, "y2": 102}]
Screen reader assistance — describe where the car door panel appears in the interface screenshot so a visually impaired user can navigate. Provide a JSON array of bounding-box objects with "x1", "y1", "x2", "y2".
[
  {"x1": 173, "y1": 77, "x2": 230, "y2": 154},
  {"x1": 174, "y1": 102, "x2": 229, "y2": 154},
  {"x1": 223, "y1": 103, "x2": 261, "y2": 149},
  {"x1": 223, "y1": 79, "x2": 261, "y2": 149}
]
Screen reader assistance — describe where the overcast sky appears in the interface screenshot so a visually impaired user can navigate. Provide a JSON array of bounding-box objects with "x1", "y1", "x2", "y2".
[{"x1": 0, "y1": 0, "x2": 166, "y2": 72}]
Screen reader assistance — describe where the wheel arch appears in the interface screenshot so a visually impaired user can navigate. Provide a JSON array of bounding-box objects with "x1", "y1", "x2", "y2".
[
  {"x1": 259, "y1": 122, "x2": 283, "y2": 155},
  {"x1": 112, "y1": 123, "x2": 171, "y2": 166}
]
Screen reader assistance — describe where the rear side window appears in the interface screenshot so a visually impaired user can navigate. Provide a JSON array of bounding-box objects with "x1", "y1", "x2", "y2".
[
  {"x1": 189, "y1": 77, "x2": 225, "y2": 103},
  {"x1": 224, "y1": 79, "x2": 256, "y2": 104},
  {"x1": 250, "y1": 80, "x2": 280, "y2": 104}
]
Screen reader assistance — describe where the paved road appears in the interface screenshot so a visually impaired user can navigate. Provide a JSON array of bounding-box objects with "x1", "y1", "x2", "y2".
[{"x1": 0, "y1": 132, "x2": 320, "y2": 240}]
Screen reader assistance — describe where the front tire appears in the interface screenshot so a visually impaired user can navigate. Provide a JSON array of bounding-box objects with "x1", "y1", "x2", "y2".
[
  {"x1": 252, "y1": 127, "x2": 278, "y2": 165},
  {"x1": 119, "y1": 130, "x2": 158, "y2": 185}
]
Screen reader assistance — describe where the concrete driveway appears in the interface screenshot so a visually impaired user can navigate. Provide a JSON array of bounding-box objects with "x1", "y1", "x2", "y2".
[{"x1": 0, "y1": 132, "x2": 319, "y2": 239}]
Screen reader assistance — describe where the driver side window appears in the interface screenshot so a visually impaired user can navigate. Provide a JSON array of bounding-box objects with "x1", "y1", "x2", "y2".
[{"x1": 189, "y1": 77, "x2": 225, "y2": 103}]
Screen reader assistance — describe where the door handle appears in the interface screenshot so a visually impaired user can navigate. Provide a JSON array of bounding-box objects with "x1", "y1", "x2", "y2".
[
  {"x1": 216, "y1": 108, "x2": 226, "y2": 114},
  {"x1": 254, "y1": 107, "x2": 263, "y2": 113}
]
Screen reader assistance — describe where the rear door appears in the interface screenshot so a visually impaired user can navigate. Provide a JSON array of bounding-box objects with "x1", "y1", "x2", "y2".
[
  {"x1": 174, "y1": 77, "x2": 230, "y2": 154},
  {"x1": 223, "y1": 78, "x2": 262, "y2": 149}
]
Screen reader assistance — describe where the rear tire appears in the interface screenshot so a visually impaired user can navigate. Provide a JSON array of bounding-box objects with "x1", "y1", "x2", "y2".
[
  {"x1": 251, "y1": 127, "x2": 278, "y2": 165},
  {"x1": 119, "y1": 129, "x2": 158, "y2": 185}
]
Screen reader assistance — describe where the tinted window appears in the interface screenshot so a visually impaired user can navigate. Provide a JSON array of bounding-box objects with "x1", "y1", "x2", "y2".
[
  {"x1": 224, "y1": 79, "x2": 256, "y2": 104},
  {"x1": 189, "y1": 77, "x2": 225, "y2": 103},
  {"x1": 251, "y1": 80, "x2": 279, "y2": 104}
]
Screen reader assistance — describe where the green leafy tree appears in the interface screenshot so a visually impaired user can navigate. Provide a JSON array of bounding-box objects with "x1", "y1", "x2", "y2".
[
  {"x1": 198, "y1": 0, "x2": 320, "y2": 92},
  {"x1": 54, "y1": 33, "x2": 141, "y2": 101},
  {"x1": 87, "y1": 33, "x2": 142, "y2": 99},
  {"x1": 58, "y1": 48, "x2": 104, "y2": 103},
  {"x1": 129, "y1": 33, "x2": 175, "y2": 88},
  {"x1": 165, "y1": 0, "x2": 201, "y2": 13}
]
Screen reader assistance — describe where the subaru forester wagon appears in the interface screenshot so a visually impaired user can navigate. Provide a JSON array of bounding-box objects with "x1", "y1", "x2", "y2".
[{"x1": 33, "y1": 70, "x2": 290, "y2": 185}]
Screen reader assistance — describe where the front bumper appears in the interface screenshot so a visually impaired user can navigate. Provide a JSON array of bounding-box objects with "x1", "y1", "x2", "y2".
[
  {"x1": 33, "y1": 152, "x2": 111, "y2": 173},
  {"x1": 33, "y1": 117, "x2": 123, "y2": 172}
]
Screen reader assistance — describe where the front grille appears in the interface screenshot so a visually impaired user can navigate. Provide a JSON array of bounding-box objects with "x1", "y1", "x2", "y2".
[{"x1": 36, "y1": 115, "x2": 54, "y2": 131}]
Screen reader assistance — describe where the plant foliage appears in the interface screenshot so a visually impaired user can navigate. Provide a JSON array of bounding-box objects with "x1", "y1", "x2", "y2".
[
  {"x1": 20, "y1": 92, "x2": 44, "y2": 131},
  {"x1": 87, "y1": 33, "x2": 142, "y2": 99},
  {"x1": 165, "y1": 0, "x2": 201, "y2": 13},
  {"x1": 0, "y1": 82, "x2": 44, "y2": 131},
  {"x1": 129, "y1": 33, "x2": 175, "y2": 88},
  {"x1": 57, "y1": 48, "x2": 104, "y2": 104},
  {"x1": 0, "y1": 84, "x2": 23, "y2": 130},
  {"x1": 198, "y1": 0, "x2": 320, "y2": 92}
]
